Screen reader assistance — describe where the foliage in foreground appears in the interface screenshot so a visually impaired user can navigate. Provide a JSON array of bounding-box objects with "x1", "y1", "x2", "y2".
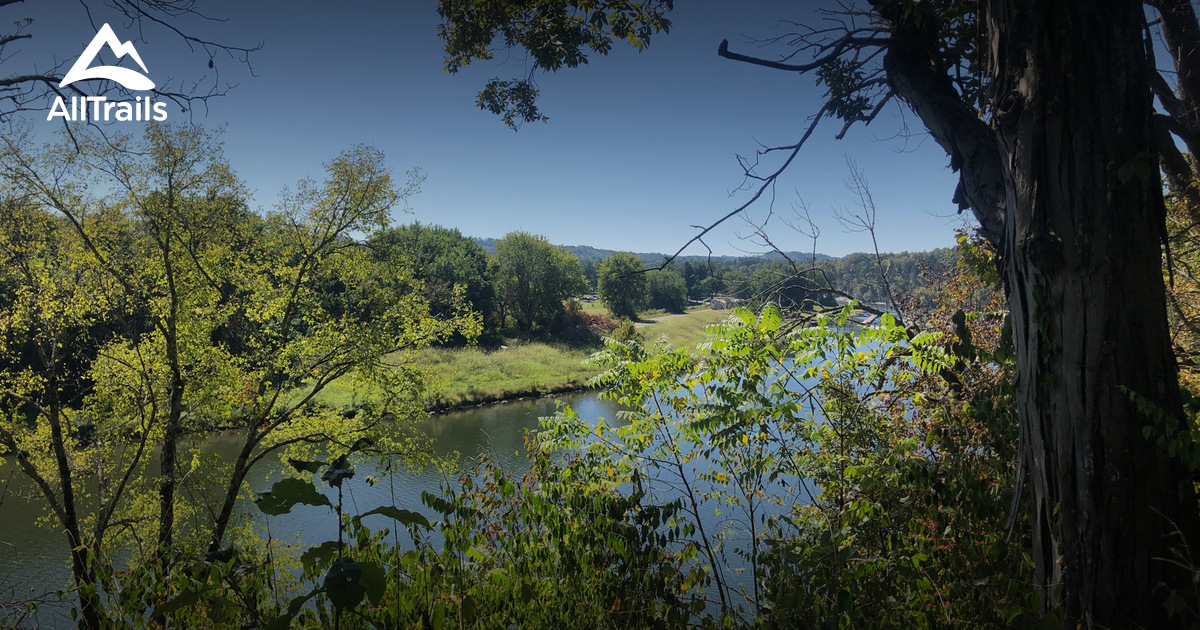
[
  {"x1": 89, "y1": 275, "x2": 1042, "y2": 628},
  {"x1": 0, "y1": 124, "x2": 477, "y2": 628}
]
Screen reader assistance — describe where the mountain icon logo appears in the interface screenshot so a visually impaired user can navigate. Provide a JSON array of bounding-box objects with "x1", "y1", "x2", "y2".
[{"x1": 60, "y1": 23, "x2": 155, "y2": 91}]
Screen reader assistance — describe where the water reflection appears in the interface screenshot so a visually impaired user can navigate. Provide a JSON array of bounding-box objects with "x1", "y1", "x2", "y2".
[{"x1": 0, "y1": 391, "x2": 622, "y2": 628}]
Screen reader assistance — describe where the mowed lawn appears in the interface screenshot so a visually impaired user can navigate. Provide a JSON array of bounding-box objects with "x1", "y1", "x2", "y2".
[
  {"x1": 579, "y1": 301, "x2": 710, "y2": 321},
  {"x1": 313, "y1": 308, "x2": 731, "y2": 409},
  {"x1": 638, "y1": 308, "x2": 729, "y2": 350}
]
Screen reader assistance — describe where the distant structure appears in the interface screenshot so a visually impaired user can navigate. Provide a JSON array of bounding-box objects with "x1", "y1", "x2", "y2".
[{"x1": 709, "y1": 296, "x2": 744, "y2": 310}]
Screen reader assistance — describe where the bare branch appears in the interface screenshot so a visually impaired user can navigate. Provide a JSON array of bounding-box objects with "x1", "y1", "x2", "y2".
[
  {"x1": 835, "y1": 158, "x2": 905, "y2": 324},
  {"x1": 0, "y1": 0, "x2": 259, "y2": 124},
  {"x1": 717, "y1": 33, "x2": 886, "y2": 73}
]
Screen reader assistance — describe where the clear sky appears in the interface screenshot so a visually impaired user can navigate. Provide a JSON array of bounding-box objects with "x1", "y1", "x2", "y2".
[{"x1": 11, "y1": 0, "x2": 971, "y2": 257}]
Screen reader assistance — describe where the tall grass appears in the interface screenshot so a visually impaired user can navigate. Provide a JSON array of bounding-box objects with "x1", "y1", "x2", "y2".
[
  {"x1": 415, "y1": 340, "x2": 599, "y2": 408},
  {"x1": 314, "y1": 309, "x2": 732, "y2": 409}
]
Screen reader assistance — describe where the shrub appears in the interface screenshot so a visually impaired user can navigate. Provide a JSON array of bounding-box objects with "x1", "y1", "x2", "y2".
[{"x1": 610, "y1": 318, "x2": 643, "y2": 344}]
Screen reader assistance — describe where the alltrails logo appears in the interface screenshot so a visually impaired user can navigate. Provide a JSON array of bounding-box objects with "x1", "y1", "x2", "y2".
[{"x1": 47, "y1": 23, "x2": 168, "y2": 122}]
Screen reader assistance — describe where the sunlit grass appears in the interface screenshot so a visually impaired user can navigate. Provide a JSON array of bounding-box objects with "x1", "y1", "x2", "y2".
[
  {"x1": 641, "y1": 308, "x2": 728, "y2": 351},
  {"x1": 578, "y1": 300, "x2": 610, "y2": 317},
  {"x1": 312, "y1": 309, "x2": 731, "y2": 409},
  {"x1": 412, "y1": 341, "x2": 599, "y2": 408}
]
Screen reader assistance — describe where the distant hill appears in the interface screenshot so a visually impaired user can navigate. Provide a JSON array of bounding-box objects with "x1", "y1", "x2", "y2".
[
  {"x1": 762, "y1": 251, "x2": 838, "y2": 263},
  {"x1": 470, "y1": 237, "x2": 836, "y2": 266}
]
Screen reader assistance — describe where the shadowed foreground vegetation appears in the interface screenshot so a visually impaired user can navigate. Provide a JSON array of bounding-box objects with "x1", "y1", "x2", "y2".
[{"x1": 4, "y1": 125, "x2": 1198, "y2": 630}]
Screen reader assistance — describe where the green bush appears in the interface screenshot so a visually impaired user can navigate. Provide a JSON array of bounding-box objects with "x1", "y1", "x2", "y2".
[{"x1": 610, "y1": 318, "x2": 643, "y2": 344}]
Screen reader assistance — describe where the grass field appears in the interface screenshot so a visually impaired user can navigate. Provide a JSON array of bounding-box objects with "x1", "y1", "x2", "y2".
[
  {"x1": 578, "y1": 300, "x2": 708, "y2": 321},
  {"x1": 413, "y1": 340, "x2": 599, "y2": 408},
  {"x1": 419, "y1": 309, "x2": 730, "y2": 408},
  {"x1": 314, "y1": 308, "x2": 732, "y2": 410},
  {"x1": 639, "y1": 308, "x2": 728, "y2": 350},
  {"x1": 578, "y1": 300, "x2": 610, "y2": 317}
]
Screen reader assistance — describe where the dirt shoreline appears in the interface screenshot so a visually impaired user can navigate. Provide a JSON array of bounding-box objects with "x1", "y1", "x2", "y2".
[{"x1": 425, "y1": 383, "x2": 595, "y2": 414}]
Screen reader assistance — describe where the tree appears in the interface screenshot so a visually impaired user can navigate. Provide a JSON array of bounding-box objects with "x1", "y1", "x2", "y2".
[
  {"x1": 369, "y1": 222, "x2": 496, "y2": 331},
  {"x1": 1, "y1": 127, "x2": 476, "y2": 617},
  {"x1": 598, "y1": 252, "x2": 647, "y2": 319},
  {"x1": 493, "y1": 231, "x2": 586, "y2": 330},
  {"x1": 644, "y1": 269, "x2": 687, "y2": 313},
  {"x1": 581, "y1": 259, "x2": 599, "y2": 292},
  {"x1": 0, "y1": 126, "x2": 253, "y2": 626},
  {"x1": 0, "y1": 200, "x2": 115, "y2": 630},
  {"x1": 437, "y1": 1, "x2": 1200, "y2": 625},
  {"x1": 2, "y1": 125, "x2": 249, "y2": 571},
  {"x1": 720, "y1": 269, "x2": 749, "y2": 299},
  {"x1": 747, "y1": 264, "x2": 839, "y2": 313}
]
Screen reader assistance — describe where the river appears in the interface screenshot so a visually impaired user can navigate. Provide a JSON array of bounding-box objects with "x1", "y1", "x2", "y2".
[
  {"x1": 0, "y1": 391, "x2": 626, "y2": 628},
  {"x1": 1, "y1": 365, "x2": 819, "y2": 630}
]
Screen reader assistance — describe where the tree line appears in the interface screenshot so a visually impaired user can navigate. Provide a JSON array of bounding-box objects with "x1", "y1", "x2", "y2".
[{"x1": 375, "y1": 224, "x2": 951, "y2": 331}]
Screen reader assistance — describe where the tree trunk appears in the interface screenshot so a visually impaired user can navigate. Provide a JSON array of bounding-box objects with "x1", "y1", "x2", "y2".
[
  {"x1": 157, "y1": 252, "x2": 183, "y2": 558},
  {"x1": 207, "y1": 430, "x2": 256, "y2": 552},
  {"x1": 45, "y1": 374, "x2": 102, "y2": 630},
  {"x1": 987, "y1": 1, "x2": 1200, "y2": 625},
  {"x1": 157, "y1": 404, "x2": 179, "y2": 553}
]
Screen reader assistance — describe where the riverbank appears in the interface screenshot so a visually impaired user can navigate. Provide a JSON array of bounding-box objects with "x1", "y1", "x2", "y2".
[
  {"x1": 315, "y1": 308, "x2": 730, "y2": 411},
  {"x1": 420, "y1": 308, "x2": 728, "y2": 409}
]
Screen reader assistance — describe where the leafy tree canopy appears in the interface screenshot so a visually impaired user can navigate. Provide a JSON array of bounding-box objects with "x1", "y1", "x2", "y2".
[
  {"x1": 597, "y1": 252, "x2": 647, "y2": 319},
  {"x1": 644, "y1": 268, "x2": 687, "y2": 313},
  {"x1": 369, "y1": 222, "x2": 496, "y2": 330},
  {"x1": 494, "y1": 231, "x2": 586, "y2": 330}
]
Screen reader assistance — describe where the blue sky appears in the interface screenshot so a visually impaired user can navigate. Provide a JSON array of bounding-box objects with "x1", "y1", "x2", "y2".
[{"x1": 12, "y1": 1, "x2": 970, "y2": 256}]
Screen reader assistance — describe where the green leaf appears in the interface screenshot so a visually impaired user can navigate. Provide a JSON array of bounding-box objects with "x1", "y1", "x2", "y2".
[
  {"x1": 432, "y1": 602, "x2": 446, "y2": 630},
  {"x1": 256, "y1": 477, "x2": 332, "y2": 516},
  {"x1": 204, "y1": 596, "x2": 238, "y2": 623},
  {"x1": 288, "y1": 458, "x2": 325, "y2": 474},
  {"x1": 300, "y1": 540, "x2": 341, "y2": 571},
  {"x1": 204, "y1": 547, "x2": 236, "y2": 564},
  {"x1": 354, "y1": 505, "x2": 431, "y2": 529},
  {"x1": 462, "y1": 595, "x2": 478, "y2": 624},
  {"x1": 151, "y1": 589, "x2": 201, "y2": 617},
  {"x1": 421, "y1": 490, "x2": 456, "y2": 515},
  {"x1": 321, "y1": 454, "x2": 355, "y2": 488},
  {"x1": 324, "y1": 557, "x2": 366, "y2": 610},
  {"x1": 266, "y1": 592, "x2": 320, "y2": 630},
  {"x1": 360, "y1": 561, "x2": 387, "y2": 605},
  {"x1": 759, "y1": 304, "x2": 782, "y2": 333}
]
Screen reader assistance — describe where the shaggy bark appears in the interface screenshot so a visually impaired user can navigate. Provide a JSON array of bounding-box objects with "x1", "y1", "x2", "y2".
[
  {"x1": 990, "y1": 3, "x2": 1199, "y2": 625},
  {"x1": 872, "y1": 1, "x2": 1200, "y2": 626},
  {"x1": 877, "y1": 1, "x2": 1200, "y2": 625}
]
